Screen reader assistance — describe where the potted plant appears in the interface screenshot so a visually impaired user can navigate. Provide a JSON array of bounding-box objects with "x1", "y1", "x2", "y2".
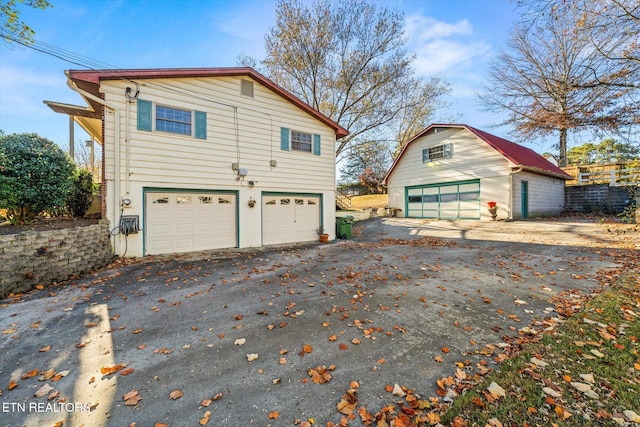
[
  {"x1": 318, "y1": 227, "x2": 329, "y2": 243},
  {"x1": 487, "y1": 201, "x2": 498, "y2": 220}
]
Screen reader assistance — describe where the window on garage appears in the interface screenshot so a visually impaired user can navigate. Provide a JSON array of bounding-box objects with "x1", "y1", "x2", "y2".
[{"x1": 422, "y1": 143, "x2": 452, "y2": 162}]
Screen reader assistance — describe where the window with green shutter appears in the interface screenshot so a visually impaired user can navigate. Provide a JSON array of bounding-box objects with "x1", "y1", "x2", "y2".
[{"x1": 281, "y1": 128, "x2": 321, "y2": 155}]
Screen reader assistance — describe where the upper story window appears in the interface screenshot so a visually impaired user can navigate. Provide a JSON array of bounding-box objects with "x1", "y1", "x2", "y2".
[
  {"x1": 280, "y1": 127, "x2": 321, "y2": 156},
  {"x1": 156, "y1": 105, "x2": 192, "y2": 135},
  {"x1": 137, "y1": 99, "x2": 207, "y2": 139},
  {"x1": 291, "y1": 131, "x2": 312, "y2": 153},
  {"x1": 423, "y1": 143, "x2": 452, "y2": 162}
]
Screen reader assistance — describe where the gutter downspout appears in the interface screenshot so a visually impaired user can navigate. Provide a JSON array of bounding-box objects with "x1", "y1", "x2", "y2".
[
  {"x1": 508, "y1": 166, "x2": 524, "y2": 220},
  {"x1": 66, "y1": 73, "x2": 123, "y2": 255}
]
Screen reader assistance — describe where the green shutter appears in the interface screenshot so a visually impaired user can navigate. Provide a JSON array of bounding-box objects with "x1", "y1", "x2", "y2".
[
  {"x1": 444, "y1": 143, "x2": 452, "y2": 159},
  {"x1": 313, "y1": 134, "x2": 321, "y2": 156},
  {"x1": 137, "y1": 99, "x2": 152, "y2": 131},
  {"x1": 195, "y1": 111, "x2": 207, "y2": 139},
  {"x1": 280, "y1": 127, "x2": 290, "y2": 151}
]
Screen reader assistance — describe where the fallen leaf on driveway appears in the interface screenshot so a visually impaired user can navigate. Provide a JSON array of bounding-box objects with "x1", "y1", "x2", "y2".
[
  {"x1": 124, "y1": 389, "x2": 142, "y2": 406},
  {"x1": 8, "y1": 379, "x2": 17, "y2": 390},
  {"x1": 21, "y1": 370, "x2": 38, "y2": 380},
  {"x1": 246, "y1": 353, "x2": 258, "y2": 362},
  {"x1": 336, "y1": 389, "x2": 357, "y2": 415},
  {"x1": 199, "y1": 410, "x2": 211, "y2": 425},
  {"x1": 268, "y1": 410, "x2": 279, "y2": 419},
  {"x1": 35, "y1": 383, "x2": 53, "y2": 398},
  {"x1": 169, "y1": 390, "x2": 183, "y2": 400},
  {"x1": 39, "y1": 345, "x2": 51, "y2": 352},
  {"x1": 120, "y1": 368, "x2": 134, "y2": 376},
  {"x1": 308, "y1": 365, "x2": 333, "y2": 384},
  {"x1": 101, "y1": 364, "x2": 126, "y2": 375},
  {"x1": 392, "y1": 384, "x2": 406, "y2": 397}
]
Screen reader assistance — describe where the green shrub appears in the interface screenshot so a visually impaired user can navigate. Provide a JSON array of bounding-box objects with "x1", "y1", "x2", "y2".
[
  {"x1": 67, "y1": 168, "x2": 95, "y2": 217},
  {"x1": 0, "y1": 132, "x2": 75, "y2": 222}
]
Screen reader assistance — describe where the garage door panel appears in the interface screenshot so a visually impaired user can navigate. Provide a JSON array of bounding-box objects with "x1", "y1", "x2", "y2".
[
  {"x1": 146, "y1": 191, "x2": 237, "y2": 255},
  {"x1": 263, "y1": 195, "x2": 320, "y2": 245},
  {"x1": 406, "y1": 180, "x2": 480, "y2": 219}
]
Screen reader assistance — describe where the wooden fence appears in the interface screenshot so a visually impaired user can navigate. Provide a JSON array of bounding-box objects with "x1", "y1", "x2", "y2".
[{"x1": 563, "y1": 163, "x2": 640, "y2": 186}]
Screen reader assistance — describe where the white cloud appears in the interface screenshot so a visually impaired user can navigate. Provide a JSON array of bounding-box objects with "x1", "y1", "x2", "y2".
[
  {"x1": 403, "y1": 13, "x2": 491, "y2": 78},
  {"x1": 413, "y1": 39, "x2": 491, "y2": 75},
  {"x1": 405, "y1": 15, "x2": 472, "y2": 41}
]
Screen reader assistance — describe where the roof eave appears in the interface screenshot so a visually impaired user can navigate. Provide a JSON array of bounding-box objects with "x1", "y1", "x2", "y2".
[
  {"x1": 66, "y1": 68, "x2": 350, "y2": 139},
  {"x1": 515, "y1": 165, "x2": 573, "y2": 180}
]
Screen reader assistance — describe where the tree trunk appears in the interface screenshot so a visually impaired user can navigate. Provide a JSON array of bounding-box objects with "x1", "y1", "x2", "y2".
[{"x1": 558, "y1": 128, "x2": 568, "y2": 167}]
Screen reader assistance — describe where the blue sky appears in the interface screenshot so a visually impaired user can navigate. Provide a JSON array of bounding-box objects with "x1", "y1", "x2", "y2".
[{"x1": 0, "y1": 0, "x2": 546, "y2": 154}]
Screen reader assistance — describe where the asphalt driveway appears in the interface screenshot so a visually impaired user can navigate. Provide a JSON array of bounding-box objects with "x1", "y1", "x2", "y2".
[{"x1": 1, "y1": 217, "x2": 637, "y2": 427}]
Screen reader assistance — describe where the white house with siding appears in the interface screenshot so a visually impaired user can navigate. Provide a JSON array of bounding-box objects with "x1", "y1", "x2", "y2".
[
  {"x1": 45, "y1": 68, "x2": 348, "y2": 257},
  {"x1": 384, "y1": 124, "x2": 572, "y2": 221}
]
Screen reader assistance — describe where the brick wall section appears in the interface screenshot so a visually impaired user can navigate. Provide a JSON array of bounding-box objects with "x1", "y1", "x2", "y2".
[
  {"x1": 564, "y1": 184, "x2": 636, "y2": 214},
  {"x1": 0, "y1": 220, "x2": 114, "y2": 299}
]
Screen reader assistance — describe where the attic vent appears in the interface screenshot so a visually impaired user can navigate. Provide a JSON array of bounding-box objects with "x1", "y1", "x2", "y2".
[{"x1": 241, "y1": 80, "x2": 254, "y2": 98}]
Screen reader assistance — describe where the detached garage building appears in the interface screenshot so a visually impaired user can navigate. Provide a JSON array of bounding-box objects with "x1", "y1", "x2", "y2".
[
  {"x1": 46, "y1": 68, "x2": 348, "y2": 256},
  {"x1": 384, "y1": 124, "x2": 572, "y2": 221}
]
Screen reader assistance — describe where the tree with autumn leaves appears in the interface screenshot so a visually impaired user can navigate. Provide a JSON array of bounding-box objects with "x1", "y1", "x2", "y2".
[{"x1": 482, "y1": 0, "x2": 639, "y2": 167}]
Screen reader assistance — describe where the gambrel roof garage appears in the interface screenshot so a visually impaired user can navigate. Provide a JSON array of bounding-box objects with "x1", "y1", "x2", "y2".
[{"x1": 384, "y1": 124, "x2": 572, "y2": 221}]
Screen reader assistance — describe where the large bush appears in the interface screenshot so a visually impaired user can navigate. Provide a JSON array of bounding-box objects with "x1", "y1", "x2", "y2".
[
  {"x1": 0, "y1": 132, "x2": 75, "y2": 222},
  {"x1": 67, "y1": 168, "x2": 95, "y2": 217}
]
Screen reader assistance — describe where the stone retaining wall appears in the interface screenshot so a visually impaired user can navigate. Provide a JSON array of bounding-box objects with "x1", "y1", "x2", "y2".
[
  {"x1": 335, "y1": 210, "x2": 372, "y2": 221},
  {"x1": 0, "y1": 220, "x2": 114, "y2": 299},
  {"x1": 564, "y1": 184, "x2": 636, "y2": 214}
]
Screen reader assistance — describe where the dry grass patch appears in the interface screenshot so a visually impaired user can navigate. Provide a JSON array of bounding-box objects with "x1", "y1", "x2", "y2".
[{"x1": 348, "y1": 194, "x2": 388, "y2": 210}]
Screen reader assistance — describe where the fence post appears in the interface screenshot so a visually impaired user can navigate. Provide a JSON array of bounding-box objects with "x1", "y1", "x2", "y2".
[{"x1": 610, "y1": 170, "x2": 616, "y2": 186}]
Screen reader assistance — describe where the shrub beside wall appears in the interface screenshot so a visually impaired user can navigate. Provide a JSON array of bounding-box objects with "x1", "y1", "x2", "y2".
[{"x1": 0, "y1": 220, "x2": 113, "y2": 299}]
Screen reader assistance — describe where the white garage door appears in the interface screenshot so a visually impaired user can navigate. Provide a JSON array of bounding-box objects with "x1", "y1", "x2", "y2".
[
  {"x1": 262, "y1": 195, "x2": 321, "y2": 245},
  {"x1": 145, "y1": 192, "x2": 237, "y2": 255},
  {"x1": 406, "y1": 180, "x2": 481, "y2": 219}
]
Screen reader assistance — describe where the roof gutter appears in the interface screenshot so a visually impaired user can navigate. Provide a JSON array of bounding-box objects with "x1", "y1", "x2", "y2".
[{"x1": 66, "y1": 72, "x2": 122, "y2": 255}]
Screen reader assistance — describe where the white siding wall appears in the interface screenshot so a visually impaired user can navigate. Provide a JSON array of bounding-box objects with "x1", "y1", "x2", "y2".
[
  {"x1": 387, "y1": 128, "x2": 512, "y2": 219},
  {"x1": 511, "y1": 171, "x2": 565, "y2": 219},
  {"x1": 101, "y1": 76, "x2": 336, "y2": 256}
]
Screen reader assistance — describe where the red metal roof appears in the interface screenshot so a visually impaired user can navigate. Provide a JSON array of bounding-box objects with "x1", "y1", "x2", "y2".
[
  {"x1": 66, "y1": 68, "x2": 349, "y2": 139},
  {"x1": 384, "y1": 124, "x2": 572, "y2": 183}
]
